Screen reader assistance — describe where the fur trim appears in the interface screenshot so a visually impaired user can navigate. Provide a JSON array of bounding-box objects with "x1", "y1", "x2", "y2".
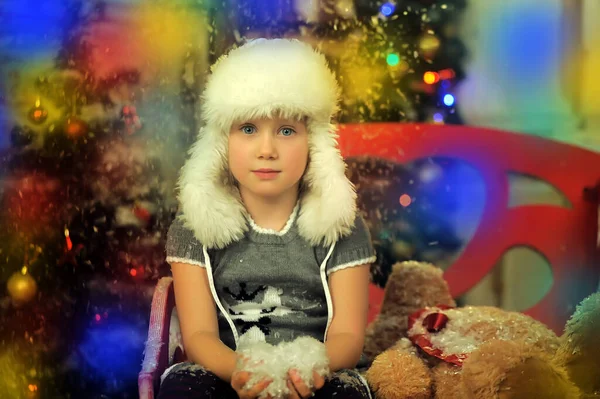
[
  {"x1": 299, "y1": 119, "x2": 356, "y2": 246},
  {"x1": 178, "y1": 39, "x2": 356, "y2": 249}
]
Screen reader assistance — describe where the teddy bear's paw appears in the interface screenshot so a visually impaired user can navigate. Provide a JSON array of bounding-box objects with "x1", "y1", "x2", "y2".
[
  {"x1": 366, "y1": 342, "x2": 432, "y2": 399},
  {"x1": 462, "y1": 339, "x2": 580, "y2": 399}
]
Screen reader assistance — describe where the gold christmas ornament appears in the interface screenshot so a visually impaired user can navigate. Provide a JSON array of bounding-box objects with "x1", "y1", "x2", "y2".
[
  {"x1": 27, "y1": 99, "x2": 48, "y2": 125},
  {"x1": 419, "y1": 33, "x2": 441, "y2": 59},
  {"x1": 7, "y1": 271, "x2": 38, "y2": 306}
]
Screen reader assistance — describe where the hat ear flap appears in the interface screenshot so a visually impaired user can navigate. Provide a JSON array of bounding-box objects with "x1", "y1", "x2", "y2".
[
  {"x1": 178, "y1": 126, "x2": 248, "y2": 249},
  {"x1": 298, "y1": 122, "x2": 356, "y2": 246}
]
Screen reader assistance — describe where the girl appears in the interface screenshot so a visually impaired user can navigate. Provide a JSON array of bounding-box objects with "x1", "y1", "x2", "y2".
[{"x1": 159, "y1": 39, "x2": 376, "y2": 399}]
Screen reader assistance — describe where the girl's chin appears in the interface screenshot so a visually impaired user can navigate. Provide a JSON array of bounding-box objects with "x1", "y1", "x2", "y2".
[{"x1": 240, "y1": 183, "x2": 299, "y2": 199}]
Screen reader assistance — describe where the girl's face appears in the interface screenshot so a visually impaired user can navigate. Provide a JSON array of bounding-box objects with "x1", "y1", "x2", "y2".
[{"x1": 228, "y1": 116, "x2": 309, "y2": 201}]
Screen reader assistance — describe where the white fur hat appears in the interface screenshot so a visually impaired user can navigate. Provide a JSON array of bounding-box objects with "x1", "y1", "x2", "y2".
[{"x1": 177, "y1": 38, "x2": 356, "y2": 249}]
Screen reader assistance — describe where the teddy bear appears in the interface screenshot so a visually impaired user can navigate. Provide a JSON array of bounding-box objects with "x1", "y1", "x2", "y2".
[{"x1": 363, "y1": 261, "x2": 600, "y2": 399}]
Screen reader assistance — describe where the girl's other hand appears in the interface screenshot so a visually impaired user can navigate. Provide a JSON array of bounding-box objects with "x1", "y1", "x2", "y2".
[
  {"x1": 286, "y1": 369, "x2": 325, "y2": 399},
  {"x1": 231, "y1": 370, "x2": 273, "y2": 399}
]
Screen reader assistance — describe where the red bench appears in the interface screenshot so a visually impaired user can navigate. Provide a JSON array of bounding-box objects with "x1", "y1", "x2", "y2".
[{"x1": 139, "y1": 123, "x2": 600, "y2": 399}]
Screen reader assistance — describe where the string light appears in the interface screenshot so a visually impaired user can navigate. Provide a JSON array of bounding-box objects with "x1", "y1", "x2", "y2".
[
  {"x1": 386, "y1": 53, "x2": 400, "y2": 66},
  {"x1": 424, "y1": 72, "x2": 440, "y2": 85},
  {"x1": 438, "y1": 69, "x2": 456, "y2": 80},
  {"x1": 433, "y1": 113, "x2": 444, "y2": 124},
  {"x1": 380, "y1": 2, "x2": 395, "y2": 17},
  {"x1": 399, "y1": 194, "x2": 412, "y2": 207},
  {"x1": 64, "y1": 228, "x2": 72, "y2": 251},
  {"x1": 443, "y1": 94, "x2": 455, "y2": 106}
]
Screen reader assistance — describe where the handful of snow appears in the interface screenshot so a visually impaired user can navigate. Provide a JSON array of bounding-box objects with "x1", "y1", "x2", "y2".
[{"x1": 236, "y1": 336, "x2": 330, "y2": 398}]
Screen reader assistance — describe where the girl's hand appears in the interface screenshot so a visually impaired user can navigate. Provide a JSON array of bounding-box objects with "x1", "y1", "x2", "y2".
[
  {"x1": 285, "y1": 369, "x2": 325, "y2": 399},
  {"x1": 231, "y1": 370, "x2": 273, "y2": 399}
]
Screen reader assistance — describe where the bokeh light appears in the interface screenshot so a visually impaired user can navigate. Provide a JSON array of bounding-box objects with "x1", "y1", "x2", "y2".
[
  {"x1": 78, "y1": 320, "x2": 146, "y2": 386},
  {"x1": 580, "y1": 51, "x2": 600, "y2": 114},
  {"x1": 386, "y1": 53, "x2": 400, "y2": 67},
  {"x1": 399, "y1": 194, "x2": 412, "y2": 207},
  {"x1": 443, "y1": 94, "x2": 455, "y2": 106},
  {"x1": 0, "y1": 0, "x2": 70, "y2": 58},
  {"x1": 380, "y1": 2, "x2": 396, "y2": 17},
  {"x1": 424, "y1": 71, "x2": 440, "y2": 85},
  {"x1": 484, "y1": 4, "x2": 560, "y2": 85}
]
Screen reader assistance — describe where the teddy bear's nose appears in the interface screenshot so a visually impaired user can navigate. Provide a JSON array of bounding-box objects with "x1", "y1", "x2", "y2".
[{"x1": 422, "y1": 312, "x2": 449, "y2": 333}]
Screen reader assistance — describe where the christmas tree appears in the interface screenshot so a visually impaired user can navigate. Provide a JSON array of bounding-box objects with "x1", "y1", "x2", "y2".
[{"x1": 1, "y1": 0, "x2": 208, "y2": 397}]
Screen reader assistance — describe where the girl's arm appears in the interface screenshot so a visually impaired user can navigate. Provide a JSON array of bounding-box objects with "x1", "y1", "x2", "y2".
[
  {"x1": 170, "y1": 262, "x2": 238, "y2": 382},
  {"x1": 324, "y1": 263, "x2": 371, "y2": 371}
]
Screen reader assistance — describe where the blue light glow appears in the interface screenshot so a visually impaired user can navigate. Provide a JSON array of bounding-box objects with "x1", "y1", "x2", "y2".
[
  {"x1": 380, "y1": 3, "x2": 395, "y2": 17},
  {"x1": 443, "y1": 94, "x2": 455, "y2": 107},
  {"x1": 0, "y1": 0, "x2": 70, "y2": 58},
  {"x1": 78, "y1": 319, "x2": 146, "y2": 383}
]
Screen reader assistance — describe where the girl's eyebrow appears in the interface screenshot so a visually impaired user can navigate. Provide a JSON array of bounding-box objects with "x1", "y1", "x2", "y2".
[
  {"x1": 235, "y1": 119, "x2": 302, "y2": 129},
  {"x1": 279, "y1": 119, "x2": 303, "y2": 127}
]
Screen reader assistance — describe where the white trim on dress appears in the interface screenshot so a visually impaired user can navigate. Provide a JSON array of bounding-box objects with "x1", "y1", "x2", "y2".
[
  {"x1": 326, "y1": 256, "x2": 377, "y2": 276},
  {"x1": 247, "y1": 202, "x2": 299, "y2": 235},
  {"x1": 166, "y1": 256, "x2": 206, "y2": 267},
  {"x1": 202, "y1": 246, "x2": 239, "y2": 348},
  {"x1": 320, "y1": 243, "x2": 337, "y2": 341}
]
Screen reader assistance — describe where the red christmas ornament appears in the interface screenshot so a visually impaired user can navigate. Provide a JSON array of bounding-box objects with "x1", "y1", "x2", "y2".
[
  {"x1": 133, "y1": 203, "x2": 151, "y2": 223},
  {"x1": 65, "y1": 116, "x2": 88, "y2": 138},
  {"x1": 121, "y1": 105, "x2": 142, "y2": 135}
]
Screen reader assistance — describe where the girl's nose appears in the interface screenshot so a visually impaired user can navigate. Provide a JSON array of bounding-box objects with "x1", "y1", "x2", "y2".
[{"x1": 257, "y1": 132, "x2": 278, "y2": 159}]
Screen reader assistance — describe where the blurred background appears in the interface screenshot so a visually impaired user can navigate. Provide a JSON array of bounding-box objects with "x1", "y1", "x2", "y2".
[{"x1": 0, "y1": 0, "x2": 598, "y2": 397}]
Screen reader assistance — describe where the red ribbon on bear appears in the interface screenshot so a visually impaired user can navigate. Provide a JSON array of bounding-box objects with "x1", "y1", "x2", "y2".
[
  {"x1": 422, "y1": 312, "x2": 450, "y2": 332},
  {"x1": 407, "y1": 305, "x2": 468, "y2": 366}
]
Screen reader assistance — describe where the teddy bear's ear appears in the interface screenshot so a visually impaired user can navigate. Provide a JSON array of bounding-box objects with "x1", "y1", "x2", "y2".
[
  {"x1": 555, "y1": 292, "x2": 600, "y2": 394},
  {"x1": 384, "y1": 261, "x2": 456, "y2": 314}
]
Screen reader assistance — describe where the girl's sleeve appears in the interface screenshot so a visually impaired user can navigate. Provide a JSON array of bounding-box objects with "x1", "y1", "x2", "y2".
[
  {"x1": 326, "y1": 214, "x2": 377, "y2": 276},
  {"x1": 166, "y1": 214, "x2": 207, "y2": 267}
]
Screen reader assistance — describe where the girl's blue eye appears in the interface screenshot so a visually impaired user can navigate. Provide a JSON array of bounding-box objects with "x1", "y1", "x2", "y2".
[
  {"x1": 241, "y1": 126, "x2": 255, "y2": 134},
  {"x1": 280, "y1": 127, "x2": 295, "y2": 136}
]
